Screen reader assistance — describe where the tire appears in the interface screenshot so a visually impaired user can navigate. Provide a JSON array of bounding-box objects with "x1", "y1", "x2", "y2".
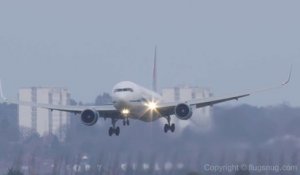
[
  {"x1": 171, "y1": 123, "x2": 175, "y2": 132},
  {"x1": 108, "y1": 127, "x2": 113, "y2": 136},
  {"x1": 126, "y1": 120, "x2": 130, "y2": 126},
  {"x1": 123, "y1": 120, "x2": 126, "y2": 126},
  {"x1": 116, "y1": 127, "x2": 120, "y2": 136},
  {"x1": 164, "y1": 124, "x2": 169, "y2": 133}
]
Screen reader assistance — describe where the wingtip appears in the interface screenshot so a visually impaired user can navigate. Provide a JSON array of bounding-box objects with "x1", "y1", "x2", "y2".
[
  {"x1": 282, "y1": 65, "x2": 292, "y2": 86},
  {"x1": 0, "y1": 79, "x2": 8, "y2": 103}
]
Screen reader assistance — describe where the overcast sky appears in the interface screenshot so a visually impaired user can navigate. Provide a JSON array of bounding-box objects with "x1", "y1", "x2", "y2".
[{"x1": 0, "y1": 0, "x2": 299, "y2": 106}]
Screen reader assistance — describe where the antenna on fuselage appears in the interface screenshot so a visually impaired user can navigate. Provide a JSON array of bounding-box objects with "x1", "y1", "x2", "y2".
[{"x1": 152, "y1": 46, "x2": 158, "y2": 92}]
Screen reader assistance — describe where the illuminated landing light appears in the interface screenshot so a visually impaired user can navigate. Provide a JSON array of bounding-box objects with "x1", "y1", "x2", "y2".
[
  {"x1": 121, "y1": 109, "x2": 130, "y2": 116},
  {"x1": 145, "y1": 101, "x2": 158, "y2": 111}
]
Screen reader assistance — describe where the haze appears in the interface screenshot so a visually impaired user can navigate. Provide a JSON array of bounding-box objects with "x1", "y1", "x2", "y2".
[{"x1": 0, "y1": 0, "x2": 299, "y2": 106}]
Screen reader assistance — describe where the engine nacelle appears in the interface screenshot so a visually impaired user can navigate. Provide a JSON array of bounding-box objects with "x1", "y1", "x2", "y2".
[
  {"x1": 80, "y1": 109, "x2": 99, "y2": 126},
  {"x1": 175, "y1": 103, "x2": 193, "y2": 120}
]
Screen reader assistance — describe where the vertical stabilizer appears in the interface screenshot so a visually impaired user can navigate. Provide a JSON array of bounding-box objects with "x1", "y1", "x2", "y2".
[{"x1": 152, "y1": 46, "x2": 157, "y2": 92}]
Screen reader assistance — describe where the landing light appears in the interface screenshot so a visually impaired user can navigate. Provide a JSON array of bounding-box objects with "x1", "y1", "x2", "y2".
[
  {"x1": 145, "y1": 101, "x2": 158, "y2": 110},
  {"x1": 121, "y1": 109, "x2": 130, "y2": 116}
]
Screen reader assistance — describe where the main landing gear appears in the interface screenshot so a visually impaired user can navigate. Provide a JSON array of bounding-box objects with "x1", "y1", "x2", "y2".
[
  {"x1": 164, "y1": 116, "x2": 175, "y2": 133},
  {"x1": 109, "y1": 118, "x2": 120, "y2": 136},
  {"x1": 108, "y1": 118, "x2": 129, "y2": 136}
]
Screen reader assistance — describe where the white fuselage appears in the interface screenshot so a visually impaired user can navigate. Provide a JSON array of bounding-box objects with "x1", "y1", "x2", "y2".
[{"x1": 111, "y1": 81, "x2": 162, "y2": 122}]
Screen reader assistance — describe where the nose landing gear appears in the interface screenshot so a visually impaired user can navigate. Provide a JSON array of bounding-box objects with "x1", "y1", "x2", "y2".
[
  {"x1": 163, "y1": 116, "x2": 175, "y2": 133},
  {"x1": 123, "y1": 118, "x2": 130, "y2": 126}
]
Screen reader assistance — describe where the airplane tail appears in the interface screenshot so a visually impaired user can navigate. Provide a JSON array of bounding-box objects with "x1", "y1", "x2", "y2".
[{"x1": 152, "y1": 46, "x2": 157, "y2": 92}]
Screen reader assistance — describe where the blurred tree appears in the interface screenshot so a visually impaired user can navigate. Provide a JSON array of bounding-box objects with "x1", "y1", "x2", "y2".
[
  {"x1": 6, "y1": 168, "x2": 23, "y2": 175},
  {"x1": 95, "y1": 93, "x2": 112, "y2": 105}
]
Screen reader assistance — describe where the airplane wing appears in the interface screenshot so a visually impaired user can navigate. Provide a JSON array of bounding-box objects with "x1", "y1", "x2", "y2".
[
  {"x1": 0, "y1": 81, "x2": 121, "y2": 118},
  {"x1": 156, "y1": 93, "x2": 251, "y2": 116},
  {"x1": 14, "y1": 101, "x2": 121, "y2": 118},
  {"x1": 156, "y1": 67, "x2": 292, "y2": 116},
  {"x1": 0, "y1": 79, "x2": 8, "y2": 102}
]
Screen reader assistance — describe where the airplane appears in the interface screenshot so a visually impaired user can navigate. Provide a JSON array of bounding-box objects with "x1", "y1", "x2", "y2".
[{"x1": 0, "y1": 51, "x2": 292, "y2": 136}]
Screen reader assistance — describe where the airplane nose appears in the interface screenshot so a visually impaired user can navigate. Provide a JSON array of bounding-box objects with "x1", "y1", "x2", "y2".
[
  {"x1": 115, "y1": 93, "x2": 127, "y2": 101},
  {"x1": 113, "y1": 93, "x2": 129, "y2": 109}
]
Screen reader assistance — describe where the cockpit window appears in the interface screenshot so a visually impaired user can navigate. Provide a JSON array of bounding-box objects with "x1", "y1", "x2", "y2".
[
  {"x1": 114, "y1": 89, "x2": 122, "y2": 93},
  {"x1": 123, "y1": 88, "x2": 133, "y2": 92},
  {"x1": 114, "y1": 88, "x2": 134, "y2": 93}
]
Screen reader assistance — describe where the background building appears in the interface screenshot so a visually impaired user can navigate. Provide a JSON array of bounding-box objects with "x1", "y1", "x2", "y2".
[
  {"x1": 18, "y1": 87, "x2": 70, "y2": 141},
  {"x1": 161, "y1": 86, "x2": 213, "y2": 132}
]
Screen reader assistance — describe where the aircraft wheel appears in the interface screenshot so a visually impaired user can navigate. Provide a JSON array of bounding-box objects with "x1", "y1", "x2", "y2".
[
  {"x1": 164, "y1": 124, "x2": 169, "y2": 133},
  {"x1": 108, "y1": 127, "x2": 113, "y2": 136},
  {"x1": 170, "y1": 123, "x2": 175, "y2": 132},
  {"x1": 123, "y1": 120, "x2": 126, "y2": 126},
  {"x1": 126, "y1": 120, "x2": 130, "y2": 126},
  {"x1": 116, "y1": 127, "x2": 120, "y2": 136}
]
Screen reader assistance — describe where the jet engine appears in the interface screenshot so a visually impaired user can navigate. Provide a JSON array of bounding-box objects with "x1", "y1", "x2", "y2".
[
  {"x1": 175, "y1": 103, "x2": 193, "y2": 120},
  {"x1": 81, "y1": 109, "x2": 99, "y2": 126}
]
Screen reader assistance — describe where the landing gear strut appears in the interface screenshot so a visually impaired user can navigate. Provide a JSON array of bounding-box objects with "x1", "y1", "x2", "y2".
[
  {"x1": 123, "y1": 118, "x2": 130, "y2": 126},
  {"x1": 109, "y1": 118, "x2": 120, "y2": 136},
  {"x1": 164, "y1": 116, "x2": 175, "y2": 133}
]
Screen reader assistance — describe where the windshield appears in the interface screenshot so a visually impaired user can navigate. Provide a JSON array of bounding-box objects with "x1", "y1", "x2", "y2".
[{"x1": 113, "y1": 88, "x2": 134, "y2": 93}]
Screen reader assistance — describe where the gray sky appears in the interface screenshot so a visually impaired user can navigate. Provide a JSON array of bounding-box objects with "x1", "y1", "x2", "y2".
[{"x1": 0, "y1": 0, "x2": 299, "y2": 106}]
